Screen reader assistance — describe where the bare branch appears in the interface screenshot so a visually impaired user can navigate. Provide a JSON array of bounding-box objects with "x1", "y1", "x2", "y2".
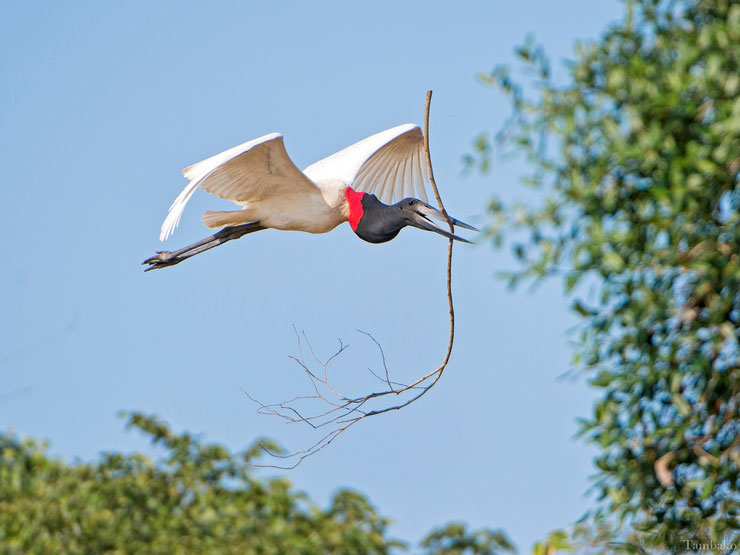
[
  {"x1": 245, "y1": 91, "x2": 458, "y2": 468},
  {"x1": 356, "y1": 329, "x2": 394, "y2": 391}
]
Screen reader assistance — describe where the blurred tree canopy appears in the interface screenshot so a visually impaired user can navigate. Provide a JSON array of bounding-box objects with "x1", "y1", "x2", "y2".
[
  {"x1": 0, "y1": 412, "x2": 514, "y2": 554},
  {"x1": 473, "y1": 0, "x2": 739, "y2": 551}
]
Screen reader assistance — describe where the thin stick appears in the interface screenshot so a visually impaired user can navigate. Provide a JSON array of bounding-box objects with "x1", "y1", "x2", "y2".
[{"x1": 247, "y1": 90, "x2": 458, "y2": 468}]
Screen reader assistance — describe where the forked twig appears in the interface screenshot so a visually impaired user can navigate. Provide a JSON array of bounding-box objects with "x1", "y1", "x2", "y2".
[{"x1": 245, "y1": 91, "x2": 457, "y2": 468}]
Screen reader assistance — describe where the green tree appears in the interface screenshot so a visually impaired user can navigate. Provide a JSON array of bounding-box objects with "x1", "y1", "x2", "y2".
[
  {"x1": 421, "y1": 523, "x2": 516, "y2": 555},
  {"x1": 473, "y1": 0, "x2": 739, "y2": 551},
  {"x1": 0, "y1": 413, "x2": 513, "y2": 554}
]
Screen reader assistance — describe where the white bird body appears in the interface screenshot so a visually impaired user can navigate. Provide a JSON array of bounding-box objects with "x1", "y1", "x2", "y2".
[
  {"x1": 219, "y1": 183, "x2": 348, "y2": 234},
  {"x1": 145, "y1": 123, "x2": 475, "y2": 271}
]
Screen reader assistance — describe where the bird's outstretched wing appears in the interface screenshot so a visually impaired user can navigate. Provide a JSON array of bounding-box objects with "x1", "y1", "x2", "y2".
[
  {"x1": 303, "y1": 124, "x2": 429, "y2": 205},
  {"x1": 160, "y1": 133, "x2": 317, "y2": 241}
]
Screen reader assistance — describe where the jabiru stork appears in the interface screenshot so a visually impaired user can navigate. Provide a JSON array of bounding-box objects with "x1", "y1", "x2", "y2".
[{"x1": 143, "y1": 124, "x2": 476, "y2": 271}]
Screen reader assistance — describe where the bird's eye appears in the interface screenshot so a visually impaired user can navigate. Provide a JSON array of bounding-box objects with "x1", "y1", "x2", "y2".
[{"x1": 407, "y1": 200, "x2": 414, "y2": 206}]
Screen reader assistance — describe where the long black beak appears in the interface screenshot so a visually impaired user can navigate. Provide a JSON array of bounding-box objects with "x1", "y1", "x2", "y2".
[{"x1": 404, "y1": 200, "x2": 478, "y2": 243}]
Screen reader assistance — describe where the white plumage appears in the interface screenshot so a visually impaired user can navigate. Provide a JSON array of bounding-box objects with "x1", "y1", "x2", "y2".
[{"x1": 159, "y1": 124, "x2": 429, "y2": 241}]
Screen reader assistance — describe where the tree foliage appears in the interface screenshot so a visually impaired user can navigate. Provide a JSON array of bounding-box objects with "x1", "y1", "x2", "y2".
[
  {"x1": 0, "y1": 412, "x2": 512, "y2": 554},
  {"x1": 421, "y1": 522, "x2": 516, "y2": 555},
  {"x1": 474, "y1": 0, "x2": 740, "y2": 550}
]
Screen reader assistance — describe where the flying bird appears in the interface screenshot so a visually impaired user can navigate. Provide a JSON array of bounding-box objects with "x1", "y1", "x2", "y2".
[{"x1": 143, "y1": 124, "x2": 476, "y2": 271}]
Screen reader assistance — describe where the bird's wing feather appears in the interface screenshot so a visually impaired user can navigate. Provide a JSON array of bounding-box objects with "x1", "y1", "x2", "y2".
[
  {"x1": 160, "y1": 133, "x2": 317, "y2": 241},
  {"x1": 303, "y1": 124, "x2": 429, "y2": 204}
]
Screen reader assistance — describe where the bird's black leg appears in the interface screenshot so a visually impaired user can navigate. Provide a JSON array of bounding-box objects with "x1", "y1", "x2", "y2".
[{"x1": 142, "y1": 222, "x2": 265, "y2": 271}]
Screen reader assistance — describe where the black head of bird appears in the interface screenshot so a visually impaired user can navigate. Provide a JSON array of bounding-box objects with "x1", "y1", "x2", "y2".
[{"x1": 345, "y1": 187, "x2": 477, "y2": 244}]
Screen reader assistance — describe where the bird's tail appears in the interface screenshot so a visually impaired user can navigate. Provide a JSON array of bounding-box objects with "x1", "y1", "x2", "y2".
[{"x1": 202, "y1": 210, "x2": 252, "y2": 228}]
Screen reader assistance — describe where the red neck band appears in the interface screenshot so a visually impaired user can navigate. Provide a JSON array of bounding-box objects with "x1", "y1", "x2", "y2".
[{"x1": 345, "y1": 187, "x2": 364, "y2": 231}]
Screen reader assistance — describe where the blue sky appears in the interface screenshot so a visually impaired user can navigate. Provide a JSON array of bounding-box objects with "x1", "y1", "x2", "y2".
[{"x1": 1, "y1": 1, "x2": 624, "y2": 550}]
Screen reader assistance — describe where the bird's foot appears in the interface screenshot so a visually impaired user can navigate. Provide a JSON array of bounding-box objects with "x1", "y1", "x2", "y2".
[
  {"x1": 142, "y1": 222, "x2": 266, "y2": 272},
  {"x1": 142, "y1": 251, "x2": 178, "y2": 271}
]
